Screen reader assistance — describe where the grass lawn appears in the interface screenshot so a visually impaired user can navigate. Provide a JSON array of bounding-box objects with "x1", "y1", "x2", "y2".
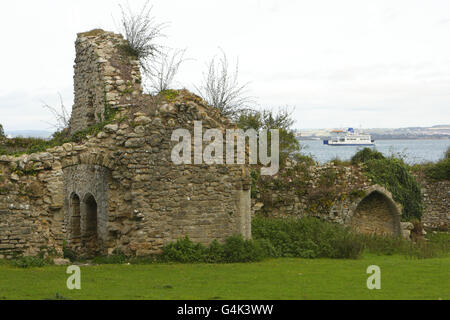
[{"x1": 0, "y1": 254, "x2": 448, "y2": 300}]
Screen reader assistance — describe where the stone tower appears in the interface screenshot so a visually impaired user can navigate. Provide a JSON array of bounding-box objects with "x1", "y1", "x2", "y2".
[{"x1": 69, "y1": 29, "x2": 142, "y2": 134}]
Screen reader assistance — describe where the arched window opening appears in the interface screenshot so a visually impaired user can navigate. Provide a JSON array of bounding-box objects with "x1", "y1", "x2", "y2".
[
  {"x1": 83, "y1": 193, "x2": 99, "y2": 255},
  {"x1": 70, "y1": 194, "x2": 81, "y2": 240}
]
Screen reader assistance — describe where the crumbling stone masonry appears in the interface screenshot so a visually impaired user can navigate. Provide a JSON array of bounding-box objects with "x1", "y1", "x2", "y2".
[
  {"x1": 1, "y1": 29, "x2": 441, "y2": 259},
  {"x1": 69, "y1": 29, "x2": 142, "y2": 134},
  {"x1": 252, "y1": 164, "x2": 403, "y2": 237},
  {"x1": 0, "y1": 30, "x2": 251, "y2": 258},
  {"x1": 414, "y1": 174, "x2": 449, "y2": 230}
]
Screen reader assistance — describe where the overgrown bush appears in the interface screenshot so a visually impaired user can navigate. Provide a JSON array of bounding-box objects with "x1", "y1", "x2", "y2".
[
  {"x1": 14, "y1": 219, "x2": 446, "y2": 267},
  {"x1": 255, "y1": 238, "x2": 280, "y2": 258},
  {"x1": 196, "y1": 50, "x2": 252, "y2": 119},
  {"x1": 236, "y1": 108, "x2": 301, "y2": 166},
  {"x1": 92, "y1": 250, "x2": 128, "y2": 265},
  {"x1": 252, "y1": 217, "x2": 363, "y2": 259},
  {"x1": 329, "y1": 157, "x2": 351, "y2": 166},
  {"x1": 0, "y1": 137, "x2": 50, "y2": 156},
  {"x1": 118, "y1": 1, "x2": 165, "y2": 75},
  {"x1": 222, "y1": 236, "x2": 265, "y2": 263},
  {"x1": 160, "y1": 236, "x2": 266, "y2": 263},
  {"x1": 293, "y1": 154, "x2": 316, "y2": 167},
  {"x1": 253, "y1": 217, "x2": 448, "y2": 259},
  {"x1": 0, "y1": 106, "x2": 118, "y2": 157},
  {"x1": 358, "y1": 232, "x2": 449, "y2": 259},
  {"x1": 0, "y1": 131, "x2": 71, "y2": 156},
  {"x1": 426, "y1": 231, "x2": 450, "y2": 249},
  {"x1": 424, "y1": 158, "x2": 450, "y2": 181},
  {"x1": 351, "y1": 148, "x2": 385, "y2": 164},
  {"x1": 11, "y1": 256, "x2": 50, "y2": 268},
  {"x1": 161, "y1": 237, "x2": 208, "y2": 263},
  {"x1": 363, "y1": 158, "x2": 422, "y2": 220},
  {"x1": 411, "y1": 147, "x2": 450, "y2": 181}
]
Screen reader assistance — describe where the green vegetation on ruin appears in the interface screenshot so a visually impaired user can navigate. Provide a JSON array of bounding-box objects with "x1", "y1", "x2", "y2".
[
  {"x1": 351, "y1": 148, "x2": 385, "y2": 164},
  {"x1": 411, "y1": 146, "x2": 450, "y2": 181},
  {"x1": 78, "y1": 29, "x2": 106, "y2": 37},
  {"x1": 86, "y1": 218, "x2": 449, "y2": 265},
  {"x1": 12, "y1": 218, "x2": 448, "y2": 269},
  {"x1": 423, "y1": 159, "x2": 450, "y2": 181},
  {"x1": 117, "y1": 43, "x2": 139, "y2": 60},
  {"x1": 251, "y1": 217, "x2": 448, "y2": 260},
  {"x1": 352, "y1": 148, "x2": 423, "y2": 221},
  {"x1": 250, "y1": 154, "x2": 358, "y2": 217},
  {"x1": 0, "y1": 105, "x2": 119, "y2": 157},
  {"x1": 159, "y1": 89, "x2": 180, "y2": 102}
]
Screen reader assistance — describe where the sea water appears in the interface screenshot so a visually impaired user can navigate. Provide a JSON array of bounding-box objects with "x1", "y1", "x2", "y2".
[{"x1": 299, "y1": 139, "x2": 450, "y2": 165}]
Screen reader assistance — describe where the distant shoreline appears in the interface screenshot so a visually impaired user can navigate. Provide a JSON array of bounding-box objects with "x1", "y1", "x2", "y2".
[{"x1": 299, "y1": 137, "x2": 450, "y2": 141}]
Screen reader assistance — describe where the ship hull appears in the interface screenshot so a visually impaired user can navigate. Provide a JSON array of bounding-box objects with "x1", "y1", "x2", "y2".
[
  {"x1": 327, "y1": 144, "x2": 375, "y2": 146},
  {"x1": 323, "y1": 140, "x2": 375, "y2": 146}
]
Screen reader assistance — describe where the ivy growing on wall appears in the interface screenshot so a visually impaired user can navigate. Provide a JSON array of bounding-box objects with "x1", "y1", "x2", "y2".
[
  {"x1": 352, "y1": 148, "x2": 423, "y2": 221},
  {"x1": 363, "y1": 158, "x2": 423, "y2": 221}
]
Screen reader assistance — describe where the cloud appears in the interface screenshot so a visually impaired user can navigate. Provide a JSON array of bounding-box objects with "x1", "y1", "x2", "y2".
[
  {"x1": 1, "y1": 0, "x2": 450, "y2": 130},
  {"x1": 437, "y1": 18, "x2": 450, "y2": 25},
  {"x1": 382, "y1": 8, "x2": 400, "y2": 22},
  {"x1": 0, "y1": 87, "x2": 73, "y2": 131}
]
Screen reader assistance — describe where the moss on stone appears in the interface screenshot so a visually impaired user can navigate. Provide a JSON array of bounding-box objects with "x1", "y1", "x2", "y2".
[
  {"x1": 78, "y1": 29, "x2": 106, "y2": 37},
  {"x1": 159, "y1": 89, "x2": 180, "y2": 102},
  {"x1": 350, "y1": 189, "x2": 367, "y2": 199}
]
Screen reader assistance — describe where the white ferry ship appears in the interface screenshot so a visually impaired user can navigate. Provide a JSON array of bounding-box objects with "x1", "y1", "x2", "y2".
[{"x1": 323, "y1": 128, "x2": 375, "y2": 146}]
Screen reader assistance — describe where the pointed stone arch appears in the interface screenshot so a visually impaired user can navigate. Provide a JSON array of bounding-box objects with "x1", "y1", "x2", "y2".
[
  {"x1": 349, "y1": 186, "x2": 402, "y2": 236},
  {"x1": 82, "y1": 193, "x2": 99, "y2": 255},
  {"x1": 63, "y1": 164, "x2": 111, "y2": 256},
  {"x1": 69, "y1": 192, "x2": 81, "y2": 247}
]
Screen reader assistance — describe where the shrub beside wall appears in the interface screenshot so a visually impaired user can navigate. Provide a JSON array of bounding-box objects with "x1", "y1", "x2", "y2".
[
  {"x1": 352, "y1": 148, "x2": 423, "y2": 221},
  {"x1": 7, "y1": 217, "x2": 447, "y2": 267},
  {"x1": 364, "y1": 158, "x2": 422, "y2": 221},
  {"x1": 160, "y1": 236, "x2": 266, "y2": 263},
  {"x1": 252, "y1": 217, "x2": 363, "y2": 259},
  {"x1": 424, "y1": 158, "x2": 450, "y2": 181}
]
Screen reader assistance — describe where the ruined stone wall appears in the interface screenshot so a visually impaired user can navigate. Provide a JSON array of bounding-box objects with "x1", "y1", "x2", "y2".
[
  {"x1": 252, "y1": 164, "x2": 403, "y2": 237},
  {"x1": 255, "y1": 165, "x2": 449, "y2": 234},
  {"x1": 0, "y1": 101, "x2": 251, "y2": 257},
  {"x1": 100, "y1": 103, "x2": 251, "y2": 256},
  {"x1": 416, "y1": 176, "x2": 449, "y2": 230},
  {"x1": 252, "y1": 164, "x2": 369, "y2": 223},
  {"x1": 0, "y1": 30, "x2": 251, "y2": 258},
  {"x1": 4, "y1": 29, "x2": 428, "y2": 260},
  {"x1": 0, "y1": 153, "x2": 64, "y2": 259}
]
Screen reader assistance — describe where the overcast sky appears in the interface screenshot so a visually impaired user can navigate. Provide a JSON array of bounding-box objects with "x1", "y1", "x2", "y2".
[{"x1": 1, "y1": 0, "x2": 450, "y2": 132}]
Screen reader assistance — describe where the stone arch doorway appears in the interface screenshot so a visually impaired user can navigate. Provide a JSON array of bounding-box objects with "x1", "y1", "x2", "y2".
[
  {"x1": 82, "y1": 193, "x2": 99, "y2": 256},
  {"x1": 69, "y1": 193, "x2": 81, "y2": 247},
  {"x1": 64, "y1": 164, "x2": 110, "y2": 256},
  {"x1": 351, "y1": 190, "x2": 401, "y2": 236}
]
